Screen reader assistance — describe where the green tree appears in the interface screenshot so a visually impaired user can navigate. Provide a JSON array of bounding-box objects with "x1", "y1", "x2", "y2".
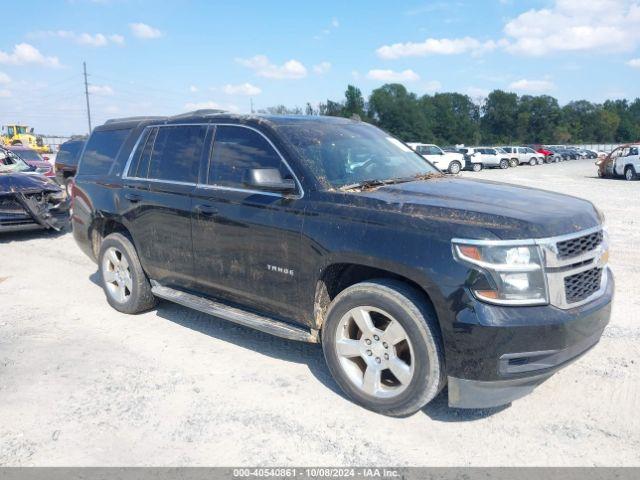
[
  {"x1": 480, "y1": 90, "x2": 518, "y2": 143},
  {"x1": 367, "y1": 84, "x2": 430, "y2": 141},
  {"x1": 342, "y1": 85, "x2": 366, "y2": 119},
  {"x1": 422, "y1": 93, "x2": 479, "y2": 145}
]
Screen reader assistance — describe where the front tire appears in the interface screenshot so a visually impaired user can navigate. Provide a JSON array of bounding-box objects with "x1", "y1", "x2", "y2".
[
  {"x1": 448, "y1": 161, "x2": 461, "y2": 175},
  {"x1": 472, "y1": 163, "x2": 482, "y2": 172},
  {"x1": 509, "y1": 158, "x2": 518, "y2": 168},
  {"x1": 528, "y1": 157, "x2": 537, "y2": 166},
  {"x1": 321, "y1": 279, "x2": 445, "y2": 417},
  {"x1": 499, "y1": 159, "x2": 510, "y2": 169},
  {"x1": 98, "y1": 233, "x2": 157, "y2": 314}
]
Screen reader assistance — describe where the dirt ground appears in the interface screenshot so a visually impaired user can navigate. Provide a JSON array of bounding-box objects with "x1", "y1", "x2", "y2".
[{"x1": 1, "y1": 159, "x2": 639, "y2": 466}]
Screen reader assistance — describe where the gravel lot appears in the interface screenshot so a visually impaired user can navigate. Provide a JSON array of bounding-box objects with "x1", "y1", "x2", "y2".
[{"x1": 1, "y1": 159, "x2": 639, "y2": 466}]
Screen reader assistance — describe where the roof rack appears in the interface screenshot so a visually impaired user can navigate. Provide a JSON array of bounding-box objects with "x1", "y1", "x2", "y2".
[
  {"x1": 169, "y1": 109, "x2": 228, "y2": 120},
  {"x1": 104, "y1": 116, "x2": 168, "y2": 124}
]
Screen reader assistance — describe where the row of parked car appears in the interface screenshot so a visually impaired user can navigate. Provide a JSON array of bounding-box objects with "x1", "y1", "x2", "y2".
[{"x1": 407, "y1": 143, "x2": 600, "y2": 174}]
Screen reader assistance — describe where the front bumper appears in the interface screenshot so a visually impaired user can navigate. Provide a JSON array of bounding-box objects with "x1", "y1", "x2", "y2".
[{"x1": 445, "y1": 268, "x2": 613, "y2": 408}]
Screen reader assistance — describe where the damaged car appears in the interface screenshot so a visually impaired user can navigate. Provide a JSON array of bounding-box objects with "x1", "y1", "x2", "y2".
[{"x1": 0, "y1": 156, "x2": 70, "y2": 232}]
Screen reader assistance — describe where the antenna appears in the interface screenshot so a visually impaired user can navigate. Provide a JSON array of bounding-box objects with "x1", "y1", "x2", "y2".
[{"x1": 83, "y1": 61, "x2": 92, "y2": 134}]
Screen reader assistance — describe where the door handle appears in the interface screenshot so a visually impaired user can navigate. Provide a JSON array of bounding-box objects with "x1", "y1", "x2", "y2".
[
  {"x1": 124, "y1": 193, "x2": 142, "y2": 203},
  {"x1": 195, "y1": 204, "x2": 218, "y2": 216}
]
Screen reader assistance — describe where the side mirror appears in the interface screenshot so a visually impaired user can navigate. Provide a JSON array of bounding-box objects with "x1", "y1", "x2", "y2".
[{"x1": 246, "y1": 168, "x2": 296, "y2": 193}]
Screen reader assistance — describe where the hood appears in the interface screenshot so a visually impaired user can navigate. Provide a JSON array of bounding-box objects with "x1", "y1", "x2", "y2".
[
  {"x1": 0, "y1": 172, "x2": 61, "y2": 195},
  {"x1": 358, "y1": 177, "x2": 600, "y2": 239}
]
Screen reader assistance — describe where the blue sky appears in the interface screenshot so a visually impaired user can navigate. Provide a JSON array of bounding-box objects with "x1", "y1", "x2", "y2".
[{"x1": 1, "y1": 0, "x2": 639, "y2": 135}]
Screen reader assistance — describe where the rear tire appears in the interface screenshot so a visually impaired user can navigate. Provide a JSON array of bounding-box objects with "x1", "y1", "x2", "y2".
[
  {"x1": 472, "y1": 163, "x2": 482, "y2": 172},
  {"x1": 448, "y1": 161, "x2": 461, "y2": 175},
  {"x1": 499, "y1": 159, "x2": 510, "y2": 169},
  {"x1": 321, "y1": 279, "x2": 445, "y2": 417},
  {"x1": 529, "y1": 157, "x2": 537, "y2": 166},
  {"x1": 625, "y1": 166, "x2": 637, "y2": 181},
  {"x1": 509, "y1": 158, "x2": 518, "y2": 168},
  {"x1": 98, "y1": 233, "x2": 157, "y2": 314}
]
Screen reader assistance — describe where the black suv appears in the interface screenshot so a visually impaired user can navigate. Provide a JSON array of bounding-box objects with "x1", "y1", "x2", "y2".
[
  {"x1": 54, "y1": 137, "x2": 86, "y2": 193},
  {"x1": 72, "y1": 111, "x2": 613, "y2": 416}
]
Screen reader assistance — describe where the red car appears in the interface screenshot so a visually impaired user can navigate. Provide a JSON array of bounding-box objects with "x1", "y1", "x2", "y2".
[
  {"x1": 7, "y1": 146, "x2": 54, "y2": 177},
  {"x1": 528, "y1": 145, "x2": 555, "y2": 163}
]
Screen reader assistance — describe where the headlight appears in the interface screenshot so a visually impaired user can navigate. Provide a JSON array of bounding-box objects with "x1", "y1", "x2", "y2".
[{"x1": 452, "y1": 240, "x2": 548, "y2": 306}]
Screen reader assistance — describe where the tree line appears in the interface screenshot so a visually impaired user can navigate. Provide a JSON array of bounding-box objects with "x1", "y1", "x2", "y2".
[{"x1": 258, "y1": 84, "x2": 640, "y2": 146}]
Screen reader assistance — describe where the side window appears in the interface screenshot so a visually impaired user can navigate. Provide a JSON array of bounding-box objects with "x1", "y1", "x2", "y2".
[
  {"x1": 127, "y1": 128, "x2": 156, "y2": 179},
  {"x1": 147, "y1": 125, "x2": 206, "y2": 183},
  {"x1": 56, "y1": 141, "x2": 84, "y2": 166},
  {"x1": 208, "y1": 125, "x2": 291, "y2": 188},
  {"x1": 78, "y1": 128, "x2": 131, "y2": 176}
]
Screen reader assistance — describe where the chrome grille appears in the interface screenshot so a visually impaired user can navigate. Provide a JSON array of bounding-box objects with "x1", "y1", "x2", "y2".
[
  {"x1": 556, "y1": 230, "x2": 603, "y2": 259},
  {"x1": 564, "y1": 267, "x2": 603, "y2": 304}
]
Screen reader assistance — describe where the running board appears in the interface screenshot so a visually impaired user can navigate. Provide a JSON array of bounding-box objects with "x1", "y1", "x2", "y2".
[{"x1": 151, "y1": 284, "x2": 318, "y2": 343}]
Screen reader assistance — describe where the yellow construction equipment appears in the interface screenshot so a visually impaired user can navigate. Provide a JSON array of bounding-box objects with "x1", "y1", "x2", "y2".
[{"x1": 1, "y1": 124, "x2": 51, "y2": 153}]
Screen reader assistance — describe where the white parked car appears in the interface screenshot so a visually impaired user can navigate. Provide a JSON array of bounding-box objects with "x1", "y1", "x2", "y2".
[
  {"x1": 500, "y1": 146, "x2": 544, "y2": 166},
  {"x1": 407, "y1": 143, "x2": 465, "y2": 174},
  {"x1": 474, "y1": 147, "x2": 511, "y2": 169}
]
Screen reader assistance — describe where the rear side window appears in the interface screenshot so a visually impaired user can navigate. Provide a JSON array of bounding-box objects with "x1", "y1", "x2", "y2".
[
  {"x1": 79, "y1": 128, "x2": 131, "y2": 176},
  {"x1": 56, "y1": 141, "x2": 84, "y2": 166},
  {"x1": 127, "y1": 128, "x2": 156, "y2": 179},
  {"x1": 147, "y1": 125, "x2": 206, "y2": 183},
  {"x1": 208, "y1": 125, "x2": 291, "y2": 188}
]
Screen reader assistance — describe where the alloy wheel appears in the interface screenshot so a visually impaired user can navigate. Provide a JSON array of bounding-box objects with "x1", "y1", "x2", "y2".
[
  {"x1": 335, "y1": 306, "x2": 415, "y2": 399},
  {"x1": 102, "y1": 247, "x2": 133, "y2": 303}
]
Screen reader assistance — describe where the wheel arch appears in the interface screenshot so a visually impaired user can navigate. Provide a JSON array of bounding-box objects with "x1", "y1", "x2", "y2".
[
  {"x1": 312, "y1": 260, "x2": 442, "y2": 334},
  {"x1": 88, "y1": 216, "x2": 132, "y2": 260}
]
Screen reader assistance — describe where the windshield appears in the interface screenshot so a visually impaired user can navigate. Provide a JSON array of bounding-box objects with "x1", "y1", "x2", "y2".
[
  {"x1": 11, "y1": 148, "x2": 42, "y2": 162},
  {"x1": 0, "y1": 151, "x2": 31, "y2": 173},
  {"x1": 16, "y1": 126, "x2": 28, "y2": 135},
  {"x1": 277, "y1": 122, "x2": 438, "y2": 189},
  {"x1": 495, "y1": 148, "x2": 507, "y2": 154}
]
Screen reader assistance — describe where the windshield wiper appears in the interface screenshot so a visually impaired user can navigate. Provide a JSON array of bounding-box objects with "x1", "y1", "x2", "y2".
[{"x1": 339, "y1": 174, "x2": 441, "y2": 191}]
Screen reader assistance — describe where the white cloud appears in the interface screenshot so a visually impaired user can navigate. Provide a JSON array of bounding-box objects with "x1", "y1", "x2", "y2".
[
  {"x1": 376, "y1": 37, "x2": 500, "y2": 59},
  {"x1": 184, "y1": 101, "x2": 239, "y2": 112},
  {"x1": 109, "y1": 34, "x2": 125, "y2": 45},
  {"x1": 627, "y1": 58, "x2": 640, "y2": 68},
  {"x1": 331, "y1": 18, "x2": 340, "y2": 28},
  {"x1": 508, "y1": 79, "x2": 555, "y2": 93},
  {"x1": 78, "y1": 33, "x2": 109, "y2": 46},
  {"x1": 367, "y1": 69, "x2": 420, "y2": 82},
  {"x1": 189, "y1": 85, "x2": 198, "y2": 93},
  {"x1": 88, "y1": 84, "x2": 114, "y2": 96},
  {"x1": 222, "y1": 82, "x2": 261, "y2": 96},
  {"x1": 129, "y1": 23, "x2": 162, "y2": 39},
  {"x1": 313, "y1": 61, "x2": 331, "y2": 74},
  {"x1": 236, "y1": 55, "x2": 307, "y2": 79},
  {"x1": 0, "y1": 43, "x2": 61, "y2": 67},
  {"x1": 0, "y1": 72, "x2": 10, "y2": 84},
  {"x1": 30, "y1": 30, "x2": 124, "y2": 47},
  {"x1": 504, "y1": 0, "x2": 640, "y2": 56}
]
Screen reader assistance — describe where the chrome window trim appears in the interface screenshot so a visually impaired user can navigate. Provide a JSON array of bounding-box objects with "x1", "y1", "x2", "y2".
[
  {"x1": 203, "y1": 123, "x2": 304, "y2": 199},
  {"x1": 453, "y1": 225, "x2": 609, "y2": 309}
]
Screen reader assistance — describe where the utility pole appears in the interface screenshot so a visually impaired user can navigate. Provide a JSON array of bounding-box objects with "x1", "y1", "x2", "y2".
[{"x1": 83, "y1": 61, "x2": 92, "y2": 134}]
